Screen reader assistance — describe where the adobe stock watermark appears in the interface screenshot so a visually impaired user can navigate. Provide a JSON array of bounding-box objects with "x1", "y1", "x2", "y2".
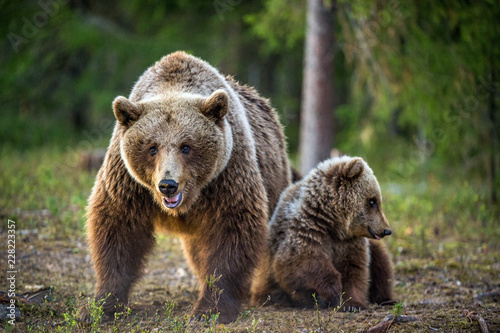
[
  {"x1": 213, "y1": 0, "x2": 243, "y2": 21},
  {"x1": 6, "y1": 219, "x2": 17, "y2": 326},
  {"x1": 7, "y1": 0, "x2": 69, "y2": 53}
]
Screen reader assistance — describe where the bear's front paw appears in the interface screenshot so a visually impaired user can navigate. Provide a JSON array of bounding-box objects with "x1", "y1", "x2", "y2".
[
  {"x1": 78, "y1": 300, "x2": 125, "y2": 324},
  {"x1": 78, "y1": 304, "x2": 112, "y2": 324},
  {"x1": 316, "y1": 278, "x2": 343, "y2": 308},
  {"x1": 340, "y1": 301, "x2": 366, "y2": 312},
  {"x1": 191, "y1": 308, "x2": 238, "y2": 325},
  {"x1": 78, "y1": 305, "x2": 92, "y2": 323}
]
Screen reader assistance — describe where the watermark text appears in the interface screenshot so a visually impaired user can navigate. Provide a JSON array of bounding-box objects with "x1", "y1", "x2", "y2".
[{"x1": 6, "y1": 219, "x2": 17, "y2": 325}]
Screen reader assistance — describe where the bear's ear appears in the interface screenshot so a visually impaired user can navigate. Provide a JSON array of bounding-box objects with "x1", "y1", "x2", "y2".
[
  {"x1": 113, "y1": 96, "x2": 141, "y2": 127},
  {"x1": 343, "y1": 158, "x2": 364, "y2": 180},
  {"x1": 200, "y1": 90, "x2": 228, "y2": 121}
]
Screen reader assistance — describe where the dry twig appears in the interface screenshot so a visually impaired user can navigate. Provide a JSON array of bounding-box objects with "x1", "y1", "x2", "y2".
[{"x1": 367, "y1": 314, "x2": 419, "y2": 333}]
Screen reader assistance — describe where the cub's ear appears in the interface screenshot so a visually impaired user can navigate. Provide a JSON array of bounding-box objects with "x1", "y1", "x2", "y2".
[
  {"x1": 343, "y1": 158, "x2": 364, "y2": 180},
  {"x1": 200, "y1": 90, "x2": 228, "y2": 121},
  {"x1": 113, "y1": 96, "x2": 141, "y2": 127}
]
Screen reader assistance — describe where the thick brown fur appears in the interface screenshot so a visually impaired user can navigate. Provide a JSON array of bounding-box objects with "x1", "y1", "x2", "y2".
[
  {"x1": 251, "y1": 156, "x2": 394, "y2": 311},
  {"x1": 84, "y1": 51, "x2": 291, "y2": 323}
]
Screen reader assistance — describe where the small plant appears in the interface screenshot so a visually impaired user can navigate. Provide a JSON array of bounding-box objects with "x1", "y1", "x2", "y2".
[
  {"x1": 57, "y1": 296, "x2": 80, "y2": 332},
  {"x1": 206, "y1": 270, "x2": 223, "y2": 314},
  {"x1": 312, "y1": 292, "x2": 350, "y2": 332},
  {"x1": 70, "y1": 296, "x2": 107, "y2": 333},
  {"x1": 163, "y1": 300, "x2": 190, "y2": 332},
  {"x1": 390, "y1": 301, "x2": 404, "y2": 318},
  {"x1": 202, "y1": 270, "x2": 224, "y2": 332},
  {"x1": 112, "y1": 305, "x2": 132, "y2": 332},
  {"x1": 165, "y1": 300, "x2": 176, "y2": 320},
  {"x1": 244, "y1": 295, "x2": 269, "y2": 332},
  {"x1": 312, "y1": 293, "x2": 322, "y2": 328},
  {"x1": 246, "y1": 316, "x2": 261, "y2": 333},
  {"x1": 204, "y1": 312, "x2": 221, "y2": 333}
]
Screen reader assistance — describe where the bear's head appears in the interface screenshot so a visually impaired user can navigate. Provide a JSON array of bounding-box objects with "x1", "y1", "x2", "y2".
[
  {"x1": 113, "y1": 90, "x2": 233, "y2": 216},
  {"x1": 308, "y1": 156, "x2": 391, "y2": 240}
]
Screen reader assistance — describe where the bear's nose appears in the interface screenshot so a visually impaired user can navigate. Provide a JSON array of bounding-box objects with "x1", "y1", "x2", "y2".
[
  {"x1": 383, "y1": 229, "x2": 392, "y2": 236},
  {"x1": 159, "y1": 179, "x2": 178, "y2": 196}
]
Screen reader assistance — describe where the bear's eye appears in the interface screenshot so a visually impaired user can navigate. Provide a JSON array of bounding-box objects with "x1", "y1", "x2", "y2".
[
  {"x1": 180, "y1": 145, "x2": 191, "y2": 154},
  {"x1": 149, "y1": 146, "x2": 158, "y2": 156},
  {"x1": 368, "y1": 198, "x2": 377, "y2": 208}
]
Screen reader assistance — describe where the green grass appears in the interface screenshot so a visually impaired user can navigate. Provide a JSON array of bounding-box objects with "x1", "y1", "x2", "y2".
[
  {"x1": 381, "y1": 179, "x2": 500, "y2": 258},
  {"x1": 0, "y1": 147, "x2": 95, "y2": 238}
]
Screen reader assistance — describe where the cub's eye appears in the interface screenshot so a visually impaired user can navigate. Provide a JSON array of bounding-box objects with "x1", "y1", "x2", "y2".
[
  {"x1": 369, "y1": 198, "x2": 377, "y2": 208},
  {"x1": 180, "y1": 145, "x2": 191, "y2": 154},
  {"x1": 149, "y1": 146, "x2": 158, "y2": 156}
]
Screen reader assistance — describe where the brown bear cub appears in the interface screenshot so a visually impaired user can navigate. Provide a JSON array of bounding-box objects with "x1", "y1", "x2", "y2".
[
  {"x1": 84, "y1": 52, "x2": 291, "y2": 323},
  {"x1": 251, "y1": 156, "x2": 394, "y2": 311}
]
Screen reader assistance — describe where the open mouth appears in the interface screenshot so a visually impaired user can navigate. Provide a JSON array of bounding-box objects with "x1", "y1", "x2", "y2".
[
  {"x1": 162, "y1": 192, "x2": 183, "y2": 209},
  {"x1": 368, "y1": 227, "x2": 381, "y2": 240}
]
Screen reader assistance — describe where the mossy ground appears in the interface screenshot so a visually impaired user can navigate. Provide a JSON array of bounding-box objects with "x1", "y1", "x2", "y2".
[{"x1": 1, "y1": 149, "x2": 499, "y2": 332}]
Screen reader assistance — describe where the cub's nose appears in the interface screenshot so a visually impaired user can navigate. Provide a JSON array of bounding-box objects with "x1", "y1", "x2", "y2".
[
  {"x1": 383, "y1": 229, "x2": 392, "y2": 236},
  {"x1": 158, "y1": 179, "x2": 178, "y2": 196}
]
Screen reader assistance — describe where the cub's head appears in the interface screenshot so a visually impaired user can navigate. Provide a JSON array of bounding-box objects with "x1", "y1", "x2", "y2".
[
  {"x1": 113, "y1": 90, "x2": 233, "y2": 216},
  {"x1": 309, "y1": 156, "x2": 391, "y2": 240}
]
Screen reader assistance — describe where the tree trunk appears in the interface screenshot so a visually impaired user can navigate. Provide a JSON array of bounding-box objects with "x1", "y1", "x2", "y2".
[
  {"x1": 488, "y1": 56, "x2": 498, "y2": 205},
  {"x1": 299, "y1": 0, "x2": 336, "y2": 174}
]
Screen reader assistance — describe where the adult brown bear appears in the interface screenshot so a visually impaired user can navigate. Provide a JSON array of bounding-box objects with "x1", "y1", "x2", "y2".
[{"x1": 85, "y1": 52, "x2": 291, "y2": 323}]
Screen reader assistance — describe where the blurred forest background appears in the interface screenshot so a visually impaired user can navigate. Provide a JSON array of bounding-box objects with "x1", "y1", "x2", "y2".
[{"x1": 1, "y1": 0, "x2": 499, "y2": 194}]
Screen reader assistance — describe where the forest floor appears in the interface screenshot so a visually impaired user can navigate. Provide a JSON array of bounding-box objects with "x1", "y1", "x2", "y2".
[{"x1": 1, "y1": 149, "x2": 499, "y2": 332}]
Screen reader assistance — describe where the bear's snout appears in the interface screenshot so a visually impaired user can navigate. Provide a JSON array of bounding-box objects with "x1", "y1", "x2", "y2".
[
  {"x1": 368, "y1": 227, "x2": 392, "y2": 240},
  {"x1": 158, "y1": 179, "x2": 179, "y2": 196}
]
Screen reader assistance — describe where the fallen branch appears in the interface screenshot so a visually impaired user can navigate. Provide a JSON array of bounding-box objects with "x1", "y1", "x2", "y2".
[
  {"x1": 472, "y1": 315, "x2": 489, "y2": 333},
  {"x1": 367, "y1": 314, "x2": 419, "y2": 332},
  {"x1": 474, "y1": 289, "x2": 500, "y2": 304},
  {"x1": 367, "y1": 320, "x2": 391, "y2": 333},
  {"x1": 0, "y1": 287, "x2": 53, "y2": 305}
]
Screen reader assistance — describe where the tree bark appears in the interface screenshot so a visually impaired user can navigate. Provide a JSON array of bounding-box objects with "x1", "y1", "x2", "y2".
[
  {"x1": 488, "y1": 56, "x2": 498, "y2": 205},
  {"x1": 299, "y1": 0, "x2": 336, "y2": 174}
]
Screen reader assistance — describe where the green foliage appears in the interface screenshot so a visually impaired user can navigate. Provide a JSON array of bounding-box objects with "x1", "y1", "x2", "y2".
[
  {"x1": 335, "y1": 0, "x2": 500, "y2": 185},
  {"x1": 245, "y1": 316, "x2": 261, "y2": 333},
  {"x1": 245, "y1": 0, "x2": 305, "y2": 54},
  {"x1": 56, "y1": 297, "x2": 80, "y2": 332},
  {"x1": 0, "y1": 148, "x2": 95, "y2": 238},
  {"x1": 164, "y1": 301, "x2": 190, "y2": 332},
  {"x1": 203, "y1": 271, "x2": 224, "y2": 330},
  {"x1": 390, "y1": 301, "x2": 404, "y2": 318},
  {"x1": 381, "y1": 178, "x2": 500, "y2": 261},
  {"x1": 0, "y1": 0, "x2": 272, "y2": 148},
  {"x1": 88, "y1": 297, "x2": 105, "y2": 332}
]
